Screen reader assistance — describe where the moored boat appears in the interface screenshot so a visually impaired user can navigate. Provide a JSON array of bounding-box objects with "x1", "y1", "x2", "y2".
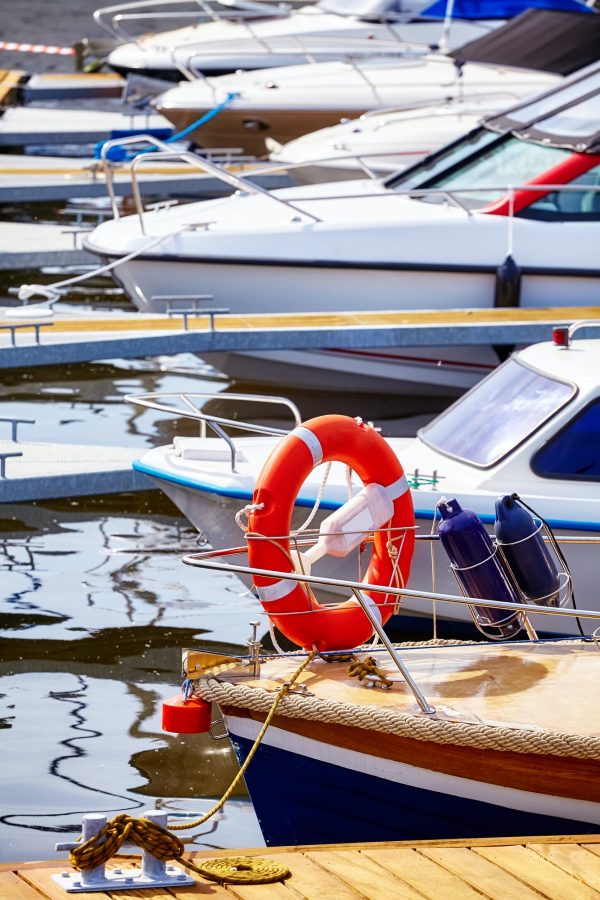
[
  {"x1": 85, "y1": 64, "x2": 599, "y2": 395},
  {"x1": 185, "y1": 636, "x2": 600, "y2": 845},
  {"x1": 129, "y1": 324, "x2": 600, "y2": 635}
]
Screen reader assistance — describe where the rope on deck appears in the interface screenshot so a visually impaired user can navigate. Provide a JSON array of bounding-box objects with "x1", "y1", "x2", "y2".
[{"x1": 197, "y1": 640, "x2": 600, "y2": 760}]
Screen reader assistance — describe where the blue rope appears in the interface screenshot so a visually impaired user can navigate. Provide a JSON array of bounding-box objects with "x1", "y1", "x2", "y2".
[{"x1": 94, "y1": 91, "x2": 239, "y2": 162}]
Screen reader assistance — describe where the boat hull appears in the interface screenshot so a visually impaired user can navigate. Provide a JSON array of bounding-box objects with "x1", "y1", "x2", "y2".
[
  {"x1": 226, "y1": 709, "x2": 600, "y2": 846},
  {"x1": 102, "y1": 253, "x2": 599, "y2": 395},
  {"x1": 157, "y1": 107, "x2": 364, "y2": 156}
]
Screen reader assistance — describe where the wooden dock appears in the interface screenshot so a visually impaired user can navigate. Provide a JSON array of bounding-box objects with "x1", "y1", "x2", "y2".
[
  {"x1": 4, "y1": 834, "x2": 600, "y2": 897},
  {"x1": 1, "y1": 306, "x2": 599, "y2": 371}
]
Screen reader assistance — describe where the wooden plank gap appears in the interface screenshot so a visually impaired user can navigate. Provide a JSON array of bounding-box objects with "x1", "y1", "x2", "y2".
[
  {"x1": 418, "y1": 846, "x2": 546, "y2": 900},
  {"x1": 304, "y1": 849, "x2": 425, "y2": 900},
  {"x1": 361, "y1": 846, "x2": 487, "y2": 900},
  {"x1": 474, "y1": 845, "x2": 599, "y2": 900},
  {"x1": 527, "y1": 842, "x2": 600, "y2": 892}
]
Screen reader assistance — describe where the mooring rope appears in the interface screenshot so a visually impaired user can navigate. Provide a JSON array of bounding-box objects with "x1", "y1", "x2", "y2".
[{"x1": 68, "y1": 650, "x2": 316, "y2": 884}]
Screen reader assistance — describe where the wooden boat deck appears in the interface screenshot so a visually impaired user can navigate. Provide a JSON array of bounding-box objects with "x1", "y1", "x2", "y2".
[
  {"x1": 5, "y1": 834, "x2": 600, "y2": 897},
  {"x1": 205, "y1": 640, "x2": 600, "y2": 736}
]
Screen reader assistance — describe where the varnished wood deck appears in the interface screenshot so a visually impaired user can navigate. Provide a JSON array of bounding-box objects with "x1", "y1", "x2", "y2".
[
  {"x1": 3, "y1": 305, "x2": 600, "y2": 334},
  {"x1": 4, "y1": 835, "x2": 600, "y2": 898}
]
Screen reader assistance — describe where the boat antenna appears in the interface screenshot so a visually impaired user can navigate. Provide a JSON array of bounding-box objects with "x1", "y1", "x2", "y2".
[{"x1": 439, "y1": 0, "x2": 456, "y2": 53}]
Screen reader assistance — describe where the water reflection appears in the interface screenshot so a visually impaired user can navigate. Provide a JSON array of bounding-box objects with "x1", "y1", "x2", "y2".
[{"x1": 0, "y1": 494, "x2": 265, "y2": 863}]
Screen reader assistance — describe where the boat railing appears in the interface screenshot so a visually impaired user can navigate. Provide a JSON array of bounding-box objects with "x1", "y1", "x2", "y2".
[
  {"x1": 183, "y1": 545, "x2": 600, "y2": 714},
  {"x1": 98, "y1": 137, "x2": 324, "y2": 228},
  {"x1": 93, "y1": 0, "x2": 290, "y2": 44},
  {"x1": 125, "y1": 390, "x2": 301, "y2": 470},
  {"x1": 170, "y1": 34, "x2": 432, "y2": 85},
  {"x1": 97, "y1": 135, "x2": 600, "y2": 238}
]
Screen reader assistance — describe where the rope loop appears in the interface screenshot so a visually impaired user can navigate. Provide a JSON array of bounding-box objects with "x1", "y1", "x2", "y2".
[
  {"x1": 235, "y1": 502, "x2": 264, "y2": 533},
  {"x1": 198, "y1": 856, "x2": 291, "y2": 884},
  {"x1": 69, "y1": 814, "x2": 184, "y2": 871},
  {"x1": 347, "y1": 654, "x2": 394, "y2": 688}
]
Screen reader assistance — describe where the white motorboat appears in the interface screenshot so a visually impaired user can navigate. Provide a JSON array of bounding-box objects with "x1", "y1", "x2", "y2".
[
  {"x1": 129, "y1": 324, "x2": 600, "y2": 636},
  {"x1": 266, "y1": 100, "x2": 509, "y2": 183},
  {"x1": 101, "y1": 0, "x2": 559, "y2": 82},
  {"x1": 84, "y1": 67, "x2": 599, "y2": 395},
  {"x1": 153, "y1": 51, "x2": 559, "y2": 154}
]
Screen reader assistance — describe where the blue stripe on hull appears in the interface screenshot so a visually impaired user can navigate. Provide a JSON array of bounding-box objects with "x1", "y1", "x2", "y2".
[{"x1": 231, "y1": 734, "x2": 598, "y2": 846}]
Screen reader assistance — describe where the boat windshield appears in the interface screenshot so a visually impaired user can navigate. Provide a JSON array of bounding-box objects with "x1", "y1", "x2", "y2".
[
  {"x1": 419, "y1": 358, "x2": 576, "y2": 467},
  {"x1": 390, "y1": 131, "x2": 571, "y2": 209}
]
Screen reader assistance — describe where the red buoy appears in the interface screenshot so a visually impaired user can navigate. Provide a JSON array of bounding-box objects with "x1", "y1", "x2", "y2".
[{"x1": 162, "y1": 695, "x2": 212, "y2": 734}]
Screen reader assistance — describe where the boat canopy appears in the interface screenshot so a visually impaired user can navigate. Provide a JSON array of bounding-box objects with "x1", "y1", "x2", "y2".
[
  {"x1": 486, "y1": 63, "x2": 600, "y2": 152},
  {"x1": 421, "y1": 0, "x2": 593, "y2": 18},
  {"x1": 317, "y1": 0, "x2": 590, "y2": 18},
  {"x1": 449, "y1": 8, "x2": 600, "y2": 74}
]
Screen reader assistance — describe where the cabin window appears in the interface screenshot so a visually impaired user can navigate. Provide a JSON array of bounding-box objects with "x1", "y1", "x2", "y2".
[
  {"x1": 531, "y1": 399, "x2": 600, "y2": 480},
  {"x1": 419, "y1": 358, "x2": 575, "y2": 467},
  {"x1": 517, "y1": 162, "x2": 600, "y2": 221},
  {"x1": 415, "y1": 136, "x2": 569, "y2": 209},
  {"x1": 388, "y1": 126, "x2": 499, "y2": 190}
]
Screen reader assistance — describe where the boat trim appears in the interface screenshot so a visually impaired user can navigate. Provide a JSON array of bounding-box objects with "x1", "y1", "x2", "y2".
[
  {"x1": 227, "y1": 713, "x2": 600, "y2": 823},
  {"x1": 83, "y1": 245, "x2": 600, "y2": 280},
  {"x1": 133, "y1": 458, "x2": 600, "y2": 532}
]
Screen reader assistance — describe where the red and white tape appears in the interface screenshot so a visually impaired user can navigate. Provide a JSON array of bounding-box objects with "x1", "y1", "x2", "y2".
[{"x1": 0, "y1": 41, "x2": 75, "y2": 56}]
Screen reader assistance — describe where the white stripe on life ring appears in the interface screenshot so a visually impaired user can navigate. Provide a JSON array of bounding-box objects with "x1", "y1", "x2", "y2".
[
  {"x1": 385, "y1": 474, "x2": 409, "y2": 500},
  {"x1": 357, "y1": 591, "x2": 383, "y2": 625},
  {"x1": 291, "y1": 426, "x2": 323, "y2": 466},
  {"x1": 257, "y1": 578, "x2": 297, "y2": 603}
]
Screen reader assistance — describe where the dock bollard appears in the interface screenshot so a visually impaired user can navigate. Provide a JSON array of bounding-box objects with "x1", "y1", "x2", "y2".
[{"x1": 51, "y1": 810, "x2": 195, "y2": 893}]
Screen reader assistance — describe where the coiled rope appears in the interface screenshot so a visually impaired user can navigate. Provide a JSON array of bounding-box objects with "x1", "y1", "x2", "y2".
[{"x1": 68, "y1": 650, "x2": 316, "y2": 883}]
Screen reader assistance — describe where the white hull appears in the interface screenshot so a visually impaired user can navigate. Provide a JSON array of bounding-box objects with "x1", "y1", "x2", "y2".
[
  {"x1": 202, "y1": 347, "x2": 496, "y2": 395},
  {"x1": 104, "y1": 255, "x2": 596, "y2": 394}
]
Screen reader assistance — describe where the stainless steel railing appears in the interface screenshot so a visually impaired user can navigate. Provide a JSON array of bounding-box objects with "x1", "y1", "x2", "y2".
[
  {"x1": 126, "y1": 389, "x2": 301, "y2": 470},
  {"x1": 183, "y1": 545, "x2": 600, "y2": 714}
]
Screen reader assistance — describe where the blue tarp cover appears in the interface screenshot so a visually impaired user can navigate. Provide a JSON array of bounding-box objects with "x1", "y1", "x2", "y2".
[{"x1": 421, "y1": 0, "x2": 592, "y2": 19}]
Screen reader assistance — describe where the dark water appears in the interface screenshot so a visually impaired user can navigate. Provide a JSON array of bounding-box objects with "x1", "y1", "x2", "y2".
[{"x1": 0, "y1": 356, "x2": 271, "y2": 864}]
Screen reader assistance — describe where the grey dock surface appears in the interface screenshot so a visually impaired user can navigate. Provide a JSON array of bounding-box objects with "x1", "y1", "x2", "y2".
[
  {"x1": 0, "y1": 222, "x2": 94, "y2": 270},
  {"x1": 0, "y1": 438, "x2": 147, "y2": 502},
  {"x1": 0, "y1": 106, "x2": 173, "y2": 147},
  {"x1": 0, "y1": 307, "x2": 599, "y2": 369},
  {"x1": 21, "y1": 71, "x2": 126, "y2": 101},
  {"x1": 0, "y1": 155, "x2": 294, "y2": 202}
]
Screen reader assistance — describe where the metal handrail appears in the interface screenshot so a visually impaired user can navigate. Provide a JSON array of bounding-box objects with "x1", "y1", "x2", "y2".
[
  {"x1": 173, "y1": 32, "x2": 429, "y2": 80},
  {"x1": 125, "y1": 390, "x2": 301, "y2": 471},
  {"x1": 93, "y1": 0, "x2": 287, "y2": 43},
  {"x1": 98, "y1": 135, "x2": 321, "y2": 226},
  {"x1": 183, "y1": 547, "x2": 600, "y2": 624},
  {"x1": 98, "y1": 130, "x2": 600, "y2": 237},
  {"x1": 129, "y1": 149, "x2": 323, "y2": 230},
  {"x1": 184, "y1": 546, "x2": 600, "y2": 714}
]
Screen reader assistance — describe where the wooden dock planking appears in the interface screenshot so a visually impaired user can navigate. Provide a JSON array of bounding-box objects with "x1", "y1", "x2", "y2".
[
  {"x1": 529, "y1": 843, "x2": 600, "y2": 893},
  {"x1": 4, "y1": 305, "x2": 600, "y2": 335},
  {"x1": 418, "y1": 846, "x2": 545, "y2": 899},
  {"x1": 4, "y1": 836, "x2": 600, "y2": 897}
]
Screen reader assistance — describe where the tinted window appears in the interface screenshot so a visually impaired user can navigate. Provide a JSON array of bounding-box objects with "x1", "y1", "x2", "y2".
[
  {"x1": 532, "y1": 399, "x2": 600, "y2": 480},
  {"x1": 416, "y1": 136, "x2": 568, "y2": 209},
  {"x1": 386, "y1": 126, "x2": 499, "y2": 190},
  {"x1": 419, "y1": 358, "x2": 575, "y2": 467},
  {"x1": 518, "y1": 161, "x2": 600, "y2": 221}
]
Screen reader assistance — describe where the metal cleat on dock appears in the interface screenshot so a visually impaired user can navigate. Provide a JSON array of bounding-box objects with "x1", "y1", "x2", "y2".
[{"x1": 52, "y1": 810, "x2": 195, "y2": 893}]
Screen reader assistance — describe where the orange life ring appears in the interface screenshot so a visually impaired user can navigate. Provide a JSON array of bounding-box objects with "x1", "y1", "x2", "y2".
[{"x1": 247, "y1": 415, "x2": 415, "y2": 651}]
